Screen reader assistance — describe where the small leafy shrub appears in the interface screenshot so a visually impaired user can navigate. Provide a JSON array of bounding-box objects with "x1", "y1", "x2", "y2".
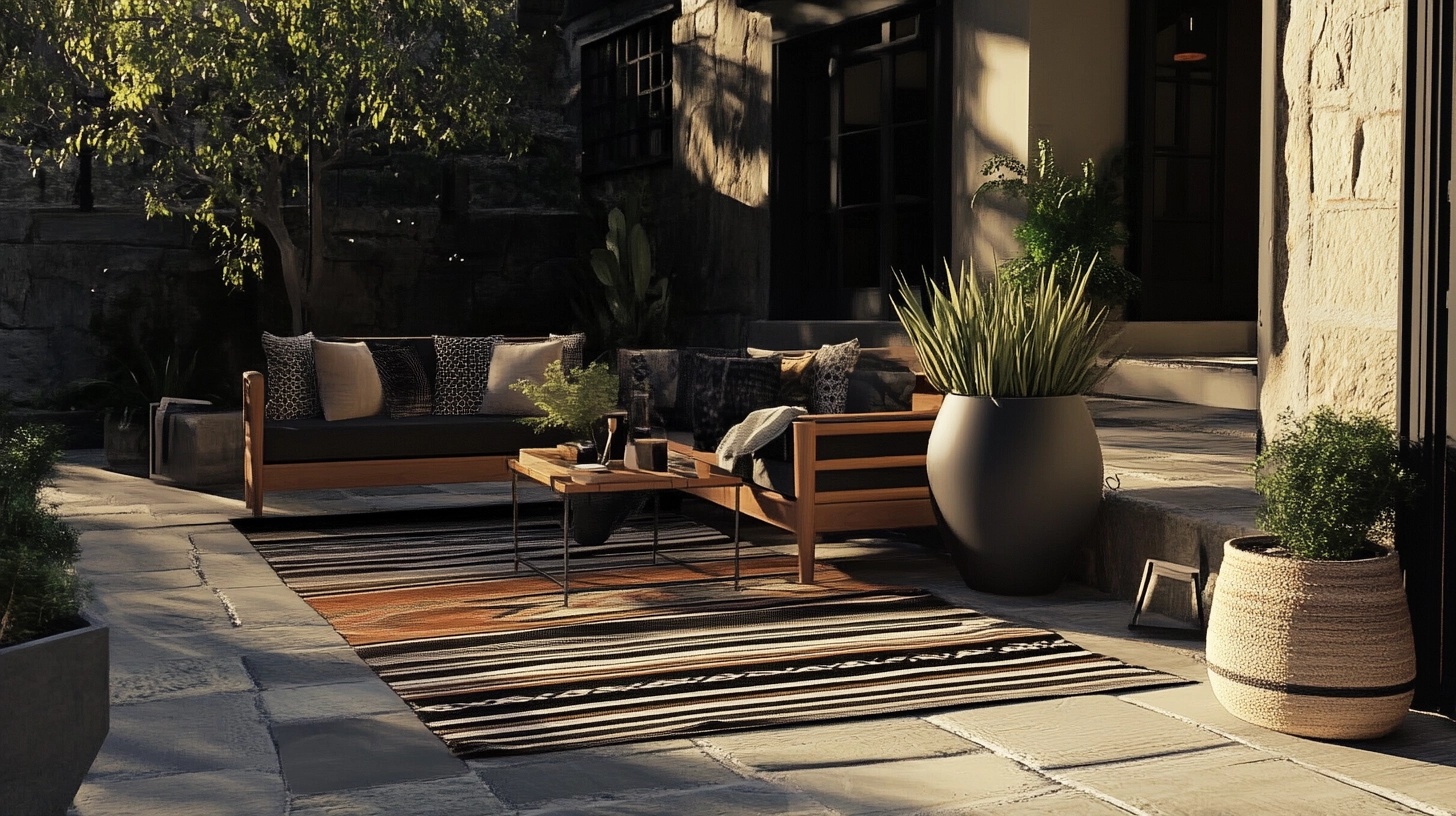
[
  {"x1": 892, "y1": 259, "x2": 1112, "y2": 397},
  {"x1": 1253, "y1": 407, "x2": 1418, "y2": 561},
  {"x1": 510, "y1": 361, "x2": 620, "y2": 439},
  {"x1": 0, "y1": 416, "x2": 86, "y2": 647},
  {"x1": 974, "y1": 139, "x2": 1137, "y2": 305}
]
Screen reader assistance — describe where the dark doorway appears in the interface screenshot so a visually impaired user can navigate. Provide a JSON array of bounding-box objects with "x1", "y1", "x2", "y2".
[
  {"x1": 1126, "y1": 0, "x2": 1260, "y2": 320},
  {"x1": 769, "y1": 2, "x2": 949, "y2": 320},
  {"x1": 1402, "y1": 0, "x2": 1456, "y2": 718}
]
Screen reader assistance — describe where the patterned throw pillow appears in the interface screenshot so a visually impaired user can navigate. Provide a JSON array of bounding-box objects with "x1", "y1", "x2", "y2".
[
  {"x1": 748, "y1": 347, "x2": 815, "y2": 408},
  {"x1": 690, "y1": 354, "x2": 782, "y2": 451},
  {"x1": 807, "y1": 338, "x2": 861, "y2": 415},
  {"x1": 550, "y1": 332, "x2": 587, "y2": 370},
  {"x1": 371, "y1": 345, "x2": 433, "y2": 418},
  {"x1": 260, "y1": 332, "x2": 321, "y2": 420},
  {"x1": 432, "y1": 334, "x2": 503, "y2": 415},
  {"x1": 675, "y1": 346, "x2": 745, "y2": 430}
]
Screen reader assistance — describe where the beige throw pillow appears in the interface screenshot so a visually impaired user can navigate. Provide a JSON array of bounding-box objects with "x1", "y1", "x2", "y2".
[
  {"x1": 312, "y1": 339, "x2": 384, "y2": 421},
  {"x1": 479, "y1": 339, "x2": 564, "y2": 416}
]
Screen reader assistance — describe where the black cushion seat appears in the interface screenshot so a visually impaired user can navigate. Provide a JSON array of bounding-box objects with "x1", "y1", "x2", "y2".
[{"x1": 264, "y1": 414, "x2": 576, "y2": 464}]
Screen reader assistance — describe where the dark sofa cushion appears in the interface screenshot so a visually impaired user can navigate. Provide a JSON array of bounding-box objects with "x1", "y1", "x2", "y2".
[{"x1": 264, "y1": 415, "x2": 575, "y2": 464}]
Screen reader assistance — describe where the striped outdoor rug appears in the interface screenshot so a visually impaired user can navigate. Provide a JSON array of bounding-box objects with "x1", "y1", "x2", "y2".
[{"x1": 240, "y1": 506, "x2": 1188, "y2": 756}]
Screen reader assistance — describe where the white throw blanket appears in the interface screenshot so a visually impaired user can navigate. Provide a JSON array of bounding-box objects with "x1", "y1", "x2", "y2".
[{"x1": 716, "y1": 406, "x2": 808, "y2": 479}]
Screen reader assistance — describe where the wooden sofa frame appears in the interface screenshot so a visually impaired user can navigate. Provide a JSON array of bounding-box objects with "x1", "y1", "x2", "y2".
[
  {"x1": 242, "y1": 371, "x2": 516, "y2": 517},
  {"x1": 671, "y1": 402, "x2": 940, "y2": 584}
]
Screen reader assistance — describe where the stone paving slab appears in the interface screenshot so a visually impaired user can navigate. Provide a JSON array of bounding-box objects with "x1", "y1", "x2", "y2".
[
  {"x1": 197, "y1": 552, "x2": 287, "y2": 588},
  {"x1": 1125, "y1": 684, "x2": 1456, "y2": 812},
  {"x1": 933, "y1": 695, "x2": 1230, "y2": 770},
  {"x1": 1057, "y1": 745, "x2": 1429, "y2": 815},
  {"x1": 110, "y1": 655, "x2": 255, "y2": 705},
  {"x1": 272, "y1": 713, "x2": 466, "y2": 796},
  {"x1": 699, "y1": 718, "x2": 980, "y2": 771},
  {"x1": 289, "y1": 774, "x2": 508, "y2": 816},
  {"x1": 523, "y1": 783, "x2": 835, "y2": 816},
  {"x1": 76, "y1": 528, "x2": 197, "y2": 573},
  {"x1": 471, "y1": 741, "x2": 747, "y2": 808},
  {"x1": 86, "y1": 584, "x2": 236, "y2": 634},
  {"x1": 242, "y1": 647, "x2": 381, "y2": 689},
  {"x1": 73, "y1": 769, "x2": 287, "y2": 816},
  {"x1": 767, "y1": 751, "x2": 1058, "y2": 815},
  {"x1": 191, "y1": 528, "x2": 264, "y2": 555},
  {"x1": 222, "y1": 583, "x2": 331, "y2": 626},
  {"x1": 260, "y1": 678, "x2": 407, "y2": 723},
  {"x1": 91, "y1": 692, "x2": 277, "y2": 776},
  {"x1": 964, "y1": 788, "x2": 1136, "y2": 814}
]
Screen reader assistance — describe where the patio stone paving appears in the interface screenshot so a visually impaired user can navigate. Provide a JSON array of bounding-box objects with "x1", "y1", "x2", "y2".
[{"x1": 53, "y1": 399, "x2": 1456, "y2": 814}]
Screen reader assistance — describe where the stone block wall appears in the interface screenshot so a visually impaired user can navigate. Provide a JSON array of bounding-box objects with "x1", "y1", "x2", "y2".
[{"x1": 1262, "y1": 0, "x2": 1405, "y2": 427}]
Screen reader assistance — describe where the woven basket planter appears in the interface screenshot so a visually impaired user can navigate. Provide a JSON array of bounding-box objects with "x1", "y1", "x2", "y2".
[{"x1": 1206, "y1": 536, "x2": 1416, "y2": 739}]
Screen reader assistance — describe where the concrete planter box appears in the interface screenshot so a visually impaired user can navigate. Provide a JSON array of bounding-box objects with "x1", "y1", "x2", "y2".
[
  {"x1": 102, "y1": 412, "x2": 149, "y2": 476},
  {"x1": 0, "y1": 621, "x2": 110, "y2": 815}
]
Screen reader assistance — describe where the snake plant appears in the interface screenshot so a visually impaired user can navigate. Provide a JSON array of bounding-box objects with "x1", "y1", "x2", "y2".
[{"x1": 892, "y1": 259, "x2": 1113, "y2": 398}]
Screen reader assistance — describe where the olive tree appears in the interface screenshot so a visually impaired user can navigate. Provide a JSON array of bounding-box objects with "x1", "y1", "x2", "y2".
[{"x1": 0, "y1": 0, "x2": 527, "y2": 333}]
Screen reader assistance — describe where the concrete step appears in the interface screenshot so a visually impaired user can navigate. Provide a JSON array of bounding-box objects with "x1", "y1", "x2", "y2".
[
  {"x1": 1095, "y1": 355, "x2": 1258, "y2": 410},
  {"x1": 1077, "y1": 398, "x2": 1261, "y2": 617}
]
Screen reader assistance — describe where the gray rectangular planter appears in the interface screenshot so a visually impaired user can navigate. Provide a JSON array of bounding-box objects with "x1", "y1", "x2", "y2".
[{"x1": 0, "y1": 622, "x2": 110, "y2": 816}]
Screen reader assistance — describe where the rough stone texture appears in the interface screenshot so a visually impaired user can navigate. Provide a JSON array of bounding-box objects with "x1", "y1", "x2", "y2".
[
  {"x1": 1263, "y1": 0, "x2": 1405, "y2": 430},
  {"x1": 91, "y1": 692, "x2": 277, "y2": 776},
  {"x1": 770, "y1": 752, "x2": 1058, "y2": 815},
  {"x1": 288, "y1": 774, "x2": 508, "y2": 816},
  {"x1": 272, "y1": 714, "x2": 467, "y2": 796},
  {"x1": 699, "y1": 719, "x2": 980, "y2": 771},
  {"x1": 73, "y1": 770, "x2": 287, "y2": 816}
]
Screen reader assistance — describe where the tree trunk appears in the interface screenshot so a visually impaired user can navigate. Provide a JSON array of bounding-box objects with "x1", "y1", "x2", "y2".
[
  {"x1": 308, "y1": 143, "x2": 326, "y2": 332},
  {"x1": 255, "y1": 157, "x2": 306, "y2": 334}
]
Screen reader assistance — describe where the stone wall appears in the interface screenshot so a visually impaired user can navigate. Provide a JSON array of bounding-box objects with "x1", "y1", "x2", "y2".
[
  {"x1": 1262, "y1": 0, "x2": 1405, "y2": 427},
  {"x1": 566, "y1": 0, "x2": 773, "y2": 348}
]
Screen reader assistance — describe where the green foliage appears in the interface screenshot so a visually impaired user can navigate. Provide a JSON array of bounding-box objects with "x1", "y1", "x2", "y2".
[
  {"x1": 974, "y1": 139, "x2": 1137, "y2": 305},
  {"x1": 1253, "y1": 408, "x2": 1418, "y2": 561},
  {"x1": 0, "y1": 415, "x2": 86, "y2": 647},
  {"x1": 893, "y1": 259, "x2": 1112, "y2": 398},
  {"x1": 574, "y1": 199, "x2": 671, "y2": 350},
  {"x1": 510, "y1": 361, "x2": 620, "y2": 439},
  {"x1": 0, "y1": 0, "x2": 527, "y2": 333}
]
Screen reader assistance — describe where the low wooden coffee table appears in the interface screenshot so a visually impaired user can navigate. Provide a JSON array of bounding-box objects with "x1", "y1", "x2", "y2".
[{"x1": 508, "y1": 447, "x2": 744, "y2": 604}]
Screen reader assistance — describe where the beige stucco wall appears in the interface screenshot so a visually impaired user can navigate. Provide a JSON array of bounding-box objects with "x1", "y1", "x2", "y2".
[
  {"x1": 954, "y1": 0, "x2": 1128, "y2": 279},
  {"x1": 1261, "y1": 1, "x2": 1405, "y2": 427}
]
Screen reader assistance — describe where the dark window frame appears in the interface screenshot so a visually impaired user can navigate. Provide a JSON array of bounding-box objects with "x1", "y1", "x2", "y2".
[{"x1": 580, "y1": 14, "x2": 674, "y2": 176}]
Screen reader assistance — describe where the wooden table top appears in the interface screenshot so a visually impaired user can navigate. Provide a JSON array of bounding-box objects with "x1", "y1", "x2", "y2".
[{"x1": 511, "y1": 448, "x2": 742, "y2": 495}]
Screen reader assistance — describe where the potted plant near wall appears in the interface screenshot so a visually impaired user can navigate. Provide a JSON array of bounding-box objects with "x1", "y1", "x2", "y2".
[
  {"x1": 974, "y1": 138, "x2": 1138, "y2": 311},
  {"x1": 0, "y1": 414, "x2": 109, "y2": 814},
  {"x1": 893, "y1": 260, "x2": 1114, "y2": 594},
  {"x1": 1207, "y1": 407, "x2": 1418, "y2": 739}
]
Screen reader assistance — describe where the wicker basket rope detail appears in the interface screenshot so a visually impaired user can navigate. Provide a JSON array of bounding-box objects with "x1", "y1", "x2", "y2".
[{"x1": 1205, "y1": 536, "x2": 1416, "y2": 740}]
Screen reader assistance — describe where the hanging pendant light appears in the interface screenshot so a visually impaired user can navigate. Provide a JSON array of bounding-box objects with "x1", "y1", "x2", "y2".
[{"x1": 1173, "y1": 6, "x2": 1210, "y2": 63}]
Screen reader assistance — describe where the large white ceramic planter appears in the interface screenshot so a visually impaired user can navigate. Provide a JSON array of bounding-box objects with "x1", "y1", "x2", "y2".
[
  {"x1": 0, "y1": 621, "x2": 110, "y2": 815},
  {"x1": 926, "y1": 394, "x2": 1103, "y2": 595},
  {"x1": 1207, "y1": 536, "x2": 1415, "y2": 739}
]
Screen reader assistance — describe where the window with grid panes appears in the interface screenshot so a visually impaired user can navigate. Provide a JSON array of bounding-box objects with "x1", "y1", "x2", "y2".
[{"x1": 581, "y1": 16, "x2": 673, "y2": 175}]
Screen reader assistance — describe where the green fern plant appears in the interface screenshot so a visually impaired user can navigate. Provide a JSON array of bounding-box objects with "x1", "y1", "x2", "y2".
[
  {"x1": 892, "y1": 259, "x2": 1113, "y2": 398},
  {"x1": 974, "y1": 139, "x2": 1137, "y2": 305},
  {"x1": 509, "y1": 361, "x2": 620, "y2": 439},
  {"x1": 1253, "y1": 408, "x2": 1418, "y2": 560}
]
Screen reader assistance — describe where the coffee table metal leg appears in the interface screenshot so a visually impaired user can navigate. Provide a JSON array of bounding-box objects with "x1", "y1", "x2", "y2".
[
  {"x1": 562, "y1": 494, "x2": 571, "y2": 606},
  {"x1": 511, "y1": 470, "x2": 520, "y2": 573},
  {"x1": 651, "y1": 492, "x2": 661, "y2": 564}
]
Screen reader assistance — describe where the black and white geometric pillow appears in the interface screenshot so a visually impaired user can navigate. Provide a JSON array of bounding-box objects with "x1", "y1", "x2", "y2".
[
  {"x1": 550, "y1": 332, "x2": 587, "y2": 370},
  {"x1": 371, "y1": 345, "x2": 433, "y2": 418},
  {"x1": 675, "y1": 347, "x2": 745, "y2": 430},
  {"x1": 261, "y1": 331, "x2": 322, "y2": 420},
  {"x1": 807, "y1": 338, "x2": 861, "y2": 415},
  {"x1": 432, "y1": 335, "x2": 503, "y2": 415}
]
